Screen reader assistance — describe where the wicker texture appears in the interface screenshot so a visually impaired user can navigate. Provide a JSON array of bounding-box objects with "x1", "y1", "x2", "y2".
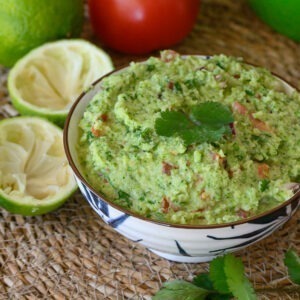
[{"x1": 0, "y1": 0, "x2": 300, "y2": 299}]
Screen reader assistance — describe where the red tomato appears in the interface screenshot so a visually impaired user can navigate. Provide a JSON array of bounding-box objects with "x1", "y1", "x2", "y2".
[{"x1": 88, "y1": 0, "x2": 200, "y2": 54}]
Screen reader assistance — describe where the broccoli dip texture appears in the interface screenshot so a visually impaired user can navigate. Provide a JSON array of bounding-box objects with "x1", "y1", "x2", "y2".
[{"x1": 78, "y1": 51, "x2": 300, "y2": 225}]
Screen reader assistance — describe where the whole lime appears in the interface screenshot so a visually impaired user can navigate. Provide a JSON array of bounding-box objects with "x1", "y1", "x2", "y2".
[
  {"x1": 0, "y1": 0, "x2": 84, "y2": 67},
  {"x1": 249, "y1": 0, "x2": 300, "y2": 42}
]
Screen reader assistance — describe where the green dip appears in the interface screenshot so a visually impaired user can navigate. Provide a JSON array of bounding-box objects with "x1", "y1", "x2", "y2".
[{"x1": 78, "y1": 51, "x2": 300, "y2": 225}]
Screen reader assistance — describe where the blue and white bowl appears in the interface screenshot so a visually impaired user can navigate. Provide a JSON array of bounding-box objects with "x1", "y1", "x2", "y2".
[{"x1": 64, "y1": 60, "x2": 300, "y2": 263}]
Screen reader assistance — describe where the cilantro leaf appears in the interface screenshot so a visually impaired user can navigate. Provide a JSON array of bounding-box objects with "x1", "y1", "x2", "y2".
[
  {"x1": 207, "y1": 294, "x2": 232, "y2": 300},
  {"x1": 209, "y1": 256, "x2": 231, "y2": 294},
  {"x1": 284, "y1": 249, "x2": 300, "y2": 285},
  {"x1": 193, "y1": 273, "x2": 215, "y2": 290},
  {"x1": 118, "y1": 190, "x2": 131, "y2": 201},
  {"x1": 152, "y1": 280, "x2": 211, "y2": 300},
  {"x1": 155, "y1": 111, "x2": 194, "y2": 137},
  {"x1": 190, "y1": 102, "x2": 234, "y2": 126},
  {"x1": 259, "y1": 179, "x2": 270, "y2": 192},
  {"x1": 155, "y1": 102, "x2": 233, "y2": 146},
  {"x1": 179, "y1": 125, "x2": 227, "y2": 146},
  {"x1": 224, "y1": 254, "x2": 257, "y2": 300},
  {"x1": 194, "y1": 273, "x2": 233, "y2": 300},
  {"x1": 117, "y1": 190, "x2": 132, "y2": 207}
]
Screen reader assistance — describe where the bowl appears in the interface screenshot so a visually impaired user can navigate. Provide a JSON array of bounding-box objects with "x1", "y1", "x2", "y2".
[{"x1": 64, "y1": 56, "x2": 300, "y2": 263}]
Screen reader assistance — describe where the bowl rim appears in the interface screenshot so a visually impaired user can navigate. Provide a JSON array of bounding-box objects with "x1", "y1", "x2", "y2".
[{"x1": 63, "y1": 54, "x2": 300, "y2": 229}]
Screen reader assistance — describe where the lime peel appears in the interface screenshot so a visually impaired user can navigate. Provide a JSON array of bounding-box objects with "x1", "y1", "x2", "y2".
[
  {"x1": 8, "y1": 39, "x2": 114, "y2": 127},
  {"x1": 0, "y1": 116, "x2": 77, "y2": 216},
  {"x1": 0, "y1": 0, "x2": 84, "y2": 67}
]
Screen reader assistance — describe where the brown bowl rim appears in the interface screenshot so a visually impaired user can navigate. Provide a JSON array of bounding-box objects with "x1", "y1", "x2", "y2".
[{"x1": 63, "y1": 54, "x2": 300, "y2": 229}]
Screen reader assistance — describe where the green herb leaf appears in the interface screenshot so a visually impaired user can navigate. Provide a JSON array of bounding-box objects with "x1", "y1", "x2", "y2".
[
  {"x1": 117, "y1": 190, "x2": 132, "y2": 207},
  {"x1": 174, "y1": 82, "x2": 183, "y2": 92},
  {"x1": 193, "y1": 273, "x2": 215, "y2": 290},
  {"x1": 155, "y1": 102, "x2": 233, "y2": 146},
  {"x1": 284, "y1": 249, "x2": 300, "y2": 285},
  {"x1": 207, "y1": 294, "x2": 233, "y2": 300},
  {"x1": 224, "y1": 254, "x2": 257, "y2": 300},
  {"x1": 190, "y1": 102, "x2": 234, "y2": 126},
  {"x1": 152, "y1": 280, "x2": 211, "y2": 300},
  {"x1": 209, "y1": 256, "x2": 231, "y2": 294},
  {"x1": 259, "y1": 179, "x2": 270, "y2": 192},
  {"x1": 245, "y1": 89, "x2": 254, "y2": 96},
  {"x1": 155, "y1": 111, "x2": 194, "y2": 137},
  {"x1": 194, "y1": 273, "x2": 233, "y2": 300},
  {"x1": 179, "y1": 125, "x2": 227, "y2": 146},
  {"x1": 146, "y1": 64, "x2": 155, "y2": 71},
  {"x1": 118, "y1": 190, "x2": 130, "y2": 200}
]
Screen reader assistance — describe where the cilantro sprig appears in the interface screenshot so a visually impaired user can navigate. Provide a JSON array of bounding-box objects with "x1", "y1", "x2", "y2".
[
  {"x1": 284, "y1": 249, "x2": 300, "y2": 285},
  {"x1": 152, "y1": 280, "x2": 211, "y2": 300},
  {"x1": 155, "y1": 102, "x2": 234, "y2": 146},
  {"x1": 153, "y1": 254, "x2": 256, "y2": 300},
  {"x1": 153, "y1": 250, "x2": 300, "y2": 300},
  {"x1": 222, "y1": 255, "x2": 257, "y2": 300},
  {"x1": 259, "y1": 179, "x2": 270, "y2": 192}
]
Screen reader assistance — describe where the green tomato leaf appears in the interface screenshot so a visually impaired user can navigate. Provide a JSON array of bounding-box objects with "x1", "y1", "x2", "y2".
[
  {"x1": 152, "y1": 280, "x2": 211, "y2": 300},
  {"x1": 224, "y1": 254, "x2": 257, "y2": 300},
  {"x1": 209, "y1": 256, "x2": 231, "y2": 294},
  {"x1": 284, "y1": 249, "x2": 300, "y2": 285},
  {"x1": 190, "y1": 102, "x2": 234, "y2": 126}
]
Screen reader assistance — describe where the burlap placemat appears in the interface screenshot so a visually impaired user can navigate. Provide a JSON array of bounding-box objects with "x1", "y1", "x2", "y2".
[{"x1": 0, "y1": 0, "x2": 299, "y2": 299}]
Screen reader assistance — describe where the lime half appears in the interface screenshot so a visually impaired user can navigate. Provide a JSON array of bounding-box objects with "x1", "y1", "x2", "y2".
[
  {"x1": 0, "y1": 116, "x2": 77, "y2": 215},
  {"x1": 8, "y1": 39, "x2": 114, "y2": 127}
]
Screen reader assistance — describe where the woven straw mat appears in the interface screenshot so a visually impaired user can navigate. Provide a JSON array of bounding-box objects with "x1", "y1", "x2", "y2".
[{"x1": 0, "y1": 0, "x2": 299, "y2": 299}]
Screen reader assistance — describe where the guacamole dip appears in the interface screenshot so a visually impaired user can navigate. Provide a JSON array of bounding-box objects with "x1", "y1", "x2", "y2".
[{"x1": 78, "y1": 51, "x2": 300, "y2": 225}]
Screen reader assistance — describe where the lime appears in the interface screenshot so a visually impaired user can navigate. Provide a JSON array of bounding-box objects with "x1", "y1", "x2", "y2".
[
  {"x1": 8, "y1": 39, "x2": 114, "y2": 127},
  {"x1": 0, "y1": 0, "x2": 84, "y2": 67},
  {"x1": 0, "y1": 116, "x2": 77, "y2": 216},
  {"x1": 249, "y1": 0, "x2": 300, "y2": 42}
]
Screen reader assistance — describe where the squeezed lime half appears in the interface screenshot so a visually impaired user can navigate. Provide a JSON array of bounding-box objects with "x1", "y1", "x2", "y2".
[
  {"x1": 8, "y1": 39, "x2": 114, "y2": 126},
  {"x1": 0, "y1": 116, "x2": 77, "y2": 215}
]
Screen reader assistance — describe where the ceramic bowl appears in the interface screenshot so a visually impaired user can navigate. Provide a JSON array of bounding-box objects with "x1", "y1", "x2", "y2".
[{"x1": 63, "y1": 57, "x2": 300, "y2": 263}]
